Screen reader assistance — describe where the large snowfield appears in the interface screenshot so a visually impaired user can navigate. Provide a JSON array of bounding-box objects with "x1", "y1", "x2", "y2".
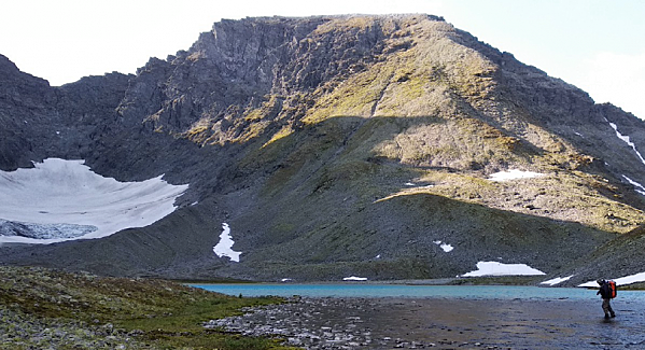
[{"x1": 0, "y1": 158, "x2": 188, "y2": 244}]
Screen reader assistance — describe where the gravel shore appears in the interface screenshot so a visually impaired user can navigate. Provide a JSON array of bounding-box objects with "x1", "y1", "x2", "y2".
[{"x1": 207, "y1": 296, "x2": 645, "y2": 349}]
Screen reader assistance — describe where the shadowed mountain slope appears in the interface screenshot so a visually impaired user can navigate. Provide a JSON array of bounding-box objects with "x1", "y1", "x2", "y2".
[{"x1": 1, "y1": 15, "x2": 644, "y2": 283}]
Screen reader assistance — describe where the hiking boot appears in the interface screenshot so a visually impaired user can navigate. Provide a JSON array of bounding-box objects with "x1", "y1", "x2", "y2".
[
  {"x1": 604, "y1": 314, "x2": 610, "y2": 319},
  {"x1": 611, "y1": 313, "x2": 616, "y2": 318}
]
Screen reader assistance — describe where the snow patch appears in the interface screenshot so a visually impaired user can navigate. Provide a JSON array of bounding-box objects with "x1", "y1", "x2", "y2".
[
  {"x1": 488, "y1": 169, "x2": 544, "y2": 182},
  {"x1": 213, "y1": 223, "x2": 241, "y2": 262},
  {"x1": 540, "y1": 275, "x2": 574, "y2": 286},
  {"x1": 622, "y1": 175, "x2": 645, "y2": 196},
  {"x1": 404, "y1": 182, "x2": 434, "y2": 189},
  {"x1": 433, "y1": 240, "x2": 454, "y2": 252},
  {"x1": 0, "y1": 158, "x2": 188, "y2": 244},
  {"x1": 460, "y1": 261, "x2": 546, "y2": 277},
  {"x1": 577, "y1": 281, "x2": 600, "y2": 288},
  {"x1": 579, "y1": 271, "x2": 645, "y2": 288},
  {"x1": 343, "y1": 276, "x2": 368, "y2": 281},
  {"x1": 609, "y1": 122, "x2": 645, "y2": 167}
]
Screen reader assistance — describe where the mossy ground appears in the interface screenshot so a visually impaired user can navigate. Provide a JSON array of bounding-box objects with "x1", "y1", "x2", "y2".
[{"x1": 0, "y1": 265, "x2": 299, "y2": 350}]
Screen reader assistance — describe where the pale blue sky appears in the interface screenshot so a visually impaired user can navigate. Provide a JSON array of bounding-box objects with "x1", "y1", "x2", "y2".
[{"x1": 1, "y1": 0, "x2": 644, "y2": 118}]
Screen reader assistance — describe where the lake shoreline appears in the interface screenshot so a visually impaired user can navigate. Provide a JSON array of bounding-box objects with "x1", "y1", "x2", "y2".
[{"x1": 181, "y1": 275, "x2": 546, "y2": 286}]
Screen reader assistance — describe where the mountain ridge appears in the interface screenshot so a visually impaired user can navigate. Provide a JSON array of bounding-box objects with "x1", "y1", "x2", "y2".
[{"x1": 1, "y1": 14, "x2": 645, "y2": 285}]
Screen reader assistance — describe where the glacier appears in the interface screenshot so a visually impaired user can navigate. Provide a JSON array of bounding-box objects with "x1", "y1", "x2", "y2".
[{"x1": 0, "y1": 158, "x2": 188, "y2": 245}]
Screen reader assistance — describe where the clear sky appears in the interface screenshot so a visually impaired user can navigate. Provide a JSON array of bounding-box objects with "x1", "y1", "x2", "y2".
[{"x1": 1, "y1": 0, "x2": 644, "y2": 119}]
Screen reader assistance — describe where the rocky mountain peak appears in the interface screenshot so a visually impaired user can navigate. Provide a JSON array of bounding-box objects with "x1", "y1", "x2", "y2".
[{"x1": 1, "y1": 15, "x2": 645, "y2": 285}]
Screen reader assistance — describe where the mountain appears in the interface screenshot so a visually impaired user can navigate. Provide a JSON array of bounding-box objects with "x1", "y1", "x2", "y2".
[{"x1": 1, "y1": 14, "x2": 645, "y2": 285}]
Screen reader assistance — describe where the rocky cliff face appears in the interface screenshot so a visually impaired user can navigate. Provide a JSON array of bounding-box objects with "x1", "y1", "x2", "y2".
[
  {"x1": 0, "y1": 55, "x2": 132, "y2": 171},
  {"x1": 1, "y1": 15, "x2": 644, "y2": 284}
]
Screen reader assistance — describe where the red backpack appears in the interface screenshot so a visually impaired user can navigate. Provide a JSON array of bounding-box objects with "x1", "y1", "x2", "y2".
[{"x1": 608, "y1": 280, "x2": 617, "y2": 298}]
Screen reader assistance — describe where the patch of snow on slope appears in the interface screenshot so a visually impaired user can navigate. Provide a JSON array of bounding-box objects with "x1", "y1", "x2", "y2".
[
  {"x1": 579, "y1": 271, "x2": 645, "y2": 288},
  {"x1": 540, "y1": 275, "x2": 574, "y2": 286},
  {"x1": 0, "y1": 158, "x2": 188, "y2": 245},
  {"x1": 405, "y1": 182, "x2": 434, "y2": 189},
  {"x1": 609, "y1": 122, "x2": 645, "y2": 167},
  {"x1": 433, "y1": 240, "x2": 454, "y2": 252},
  {"x1": 488, "y1": 169, "x2": 544, "y2": 182},
  {"x1": 213, "y1": 223, "x2": 241, "y2": 262},
  {"x1": 460, "y1": 261, "x2": 546, "y2": 277},
  {"x1": 343, "y1": 276, "x2": 368, "y2": 281},
  {"x1": 622, "y1": 175, "x2": 645, "y2": 196}
]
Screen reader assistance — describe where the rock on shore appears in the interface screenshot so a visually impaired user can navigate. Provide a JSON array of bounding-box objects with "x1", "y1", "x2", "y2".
[{"x1": 206, "y1": 297, "x2": 491, "y2": 349}]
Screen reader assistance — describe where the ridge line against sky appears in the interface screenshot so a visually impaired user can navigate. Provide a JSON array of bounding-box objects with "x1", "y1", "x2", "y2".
[{"x1": 1, "y1": 0, "x2": 644, "y2": 119}]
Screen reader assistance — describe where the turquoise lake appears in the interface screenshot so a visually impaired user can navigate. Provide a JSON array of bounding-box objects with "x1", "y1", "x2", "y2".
[{"x1": 189, "y1": 283, "x2": 645, "y2": 301}]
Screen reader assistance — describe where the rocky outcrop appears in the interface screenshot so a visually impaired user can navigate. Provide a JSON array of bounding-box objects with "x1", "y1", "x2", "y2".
[
  {"x1": 0, "y1": 54, "x2": 56, "y2": 170},
  {"x1": 0, "y1": 54, "x2": 132, "y2": 171}
]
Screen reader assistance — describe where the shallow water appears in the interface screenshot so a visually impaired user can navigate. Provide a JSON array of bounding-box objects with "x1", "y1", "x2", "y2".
[
  {"x1": 360, "y1": 298, "x2": 645, "y2": 349},
  {"x1": 193, "y1": 284, "x2": 645, "y2": 349}
]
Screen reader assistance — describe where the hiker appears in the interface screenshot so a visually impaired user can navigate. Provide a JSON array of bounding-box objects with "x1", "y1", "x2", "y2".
[{"x1": 596, "y1": 279, "x2": 616, "y2": 319}]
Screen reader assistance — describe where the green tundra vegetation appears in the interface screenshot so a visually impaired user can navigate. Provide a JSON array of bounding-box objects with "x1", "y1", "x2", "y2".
[{"x1": 0, "y1": 266, "x2": 296, "y2": 350}]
